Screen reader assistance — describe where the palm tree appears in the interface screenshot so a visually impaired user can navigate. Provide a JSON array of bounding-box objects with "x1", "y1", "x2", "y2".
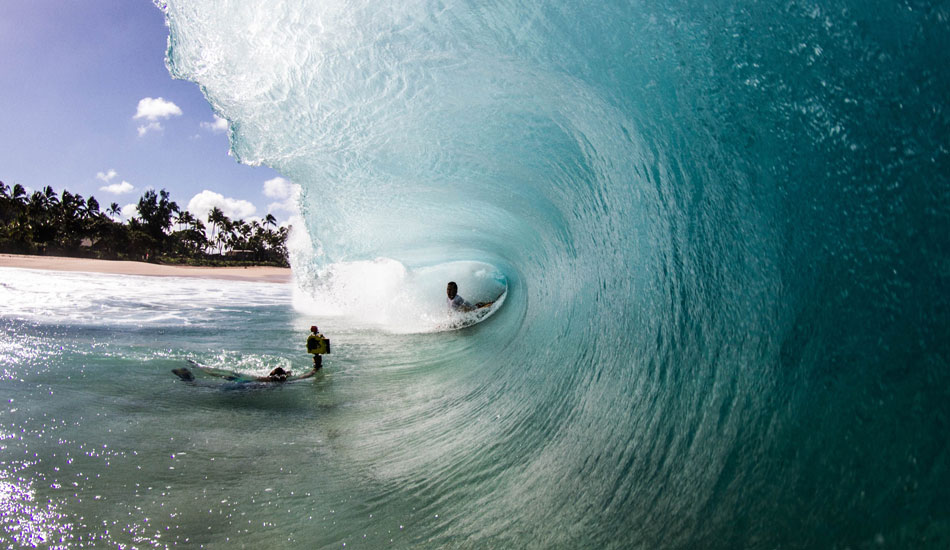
[
  {"x1": 108, "y1": 202, "x2": 121, "y2": 220},
  {"x1": 0, "y1": 182, "x2": 15, "y2": 232},
  {"x1": 27, "y1": 187, "x2": 60, "y2": 250},
  {"x1": 207, "y1": 206, "x2": 225, "y2": 252},
  {"x1": 175, "y1": 210, "x2": 195, "y2": 232},
  {"x1": 216, "y1": 216, "x2": 233, "y2": 255},
  {"x1": 11, "y1": 183, "x2": 27, "y2": 204},
  {"x1": 43, "y1": 185, "x2": 60, "y2": 208},
  {"x1": 264, "y1": 213, "x2": 277, "y2": 228},
  {"x1": 58, "y1": 189, "x2": 86, "y2": 250},
  {"x1": 0, "y1": 181, "x2": 11, "y2": 220},
  {"x1": 185, "y1": 218, "x2": 208, "y2": 255},
  {"x1": 137, "y1": 189, "x2": 178, "y2": 237},
  {"x1": 2, "y1": 183, "x2": 28, "y2": 224},
  {"x1": 85, "y1": 196, "x2": 100, "y2": 217},
  {"x1": 234, "y1": 219, "x2": 251, "y2": 247}
]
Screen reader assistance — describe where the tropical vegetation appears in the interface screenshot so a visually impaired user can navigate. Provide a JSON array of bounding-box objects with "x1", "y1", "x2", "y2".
[{"x1": 0, "y1": 180, "x2": 289, "y2": 266}]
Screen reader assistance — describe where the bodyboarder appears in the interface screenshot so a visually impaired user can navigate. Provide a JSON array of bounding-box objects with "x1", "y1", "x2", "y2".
[
  {"x1": 446, "y1": 281, "x2": 474, "y2": 312},
  {"x1": 446, "y1": 281, "x2": 496, "y2": 312}
]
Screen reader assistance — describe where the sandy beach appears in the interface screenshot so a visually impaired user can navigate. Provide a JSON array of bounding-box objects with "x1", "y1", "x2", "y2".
[{"x1": 0, "y1": 254, "x2": 291, "y2": 283}]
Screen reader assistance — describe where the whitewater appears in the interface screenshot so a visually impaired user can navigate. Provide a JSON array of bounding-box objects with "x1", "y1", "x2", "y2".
[{"x1": 2, "y1": 0, "x2": 948, "y2": 548}]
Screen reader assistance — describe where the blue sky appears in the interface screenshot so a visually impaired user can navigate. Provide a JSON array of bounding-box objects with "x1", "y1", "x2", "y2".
[{"x1": 0, "y1": 1, "x2": 295, "y2": 224}]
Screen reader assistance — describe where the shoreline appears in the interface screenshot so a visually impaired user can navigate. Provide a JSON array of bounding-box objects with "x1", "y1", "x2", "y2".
[{"x1": 0, "y1": 254, "x2": 292, "y2": 283}]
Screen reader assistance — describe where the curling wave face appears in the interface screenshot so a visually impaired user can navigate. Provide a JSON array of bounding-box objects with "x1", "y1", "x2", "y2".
[{"x1": 161, "y1": 1, "x2": 949, "y2": 547}]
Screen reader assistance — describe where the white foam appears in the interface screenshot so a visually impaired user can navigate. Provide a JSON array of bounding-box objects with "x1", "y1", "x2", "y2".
[
  {"x1": 291, "y1": 258, "x2": 507, "y2": 333},
  {"x1": 0, "y1": 267, "x2": 289, "y2": 328}
]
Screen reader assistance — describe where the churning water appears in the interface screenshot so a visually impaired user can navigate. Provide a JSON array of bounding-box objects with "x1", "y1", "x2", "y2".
[{"x1": 2, "y1": 1, "x2": 949, "y2": 548}]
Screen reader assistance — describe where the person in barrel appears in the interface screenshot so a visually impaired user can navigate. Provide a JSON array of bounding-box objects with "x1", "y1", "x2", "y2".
[
  {"x1": 447, "y1": 281, "x2": 495, "y2": 312},
  {"x1": 446, "y1": 281, "x2": 475, "y2": 312}
]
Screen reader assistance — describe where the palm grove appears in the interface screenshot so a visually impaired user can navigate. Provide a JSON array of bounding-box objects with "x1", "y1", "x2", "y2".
[{"x1": 0, "y1": 181, "x2": 289, "y2": 266}]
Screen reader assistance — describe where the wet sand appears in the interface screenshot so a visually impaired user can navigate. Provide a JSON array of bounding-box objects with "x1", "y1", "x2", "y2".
[{"x1": 0, "y1": 254, "x2": 291, "y2": 283}]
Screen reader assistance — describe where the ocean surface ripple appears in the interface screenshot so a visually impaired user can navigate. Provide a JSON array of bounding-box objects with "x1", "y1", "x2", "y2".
[{"x1": 157, "y1": 1, "x2": 948, "y2": 547}]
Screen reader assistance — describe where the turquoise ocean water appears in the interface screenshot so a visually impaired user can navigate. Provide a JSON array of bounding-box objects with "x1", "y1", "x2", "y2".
[{"x1": 3, "y1": 0, "x2": 949, "y2": 548}]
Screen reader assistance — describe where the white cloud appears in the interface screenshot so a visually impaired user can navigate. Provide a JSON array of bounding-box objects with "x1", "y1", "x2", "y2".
[
  {"x1": 263, "y1": 177, "x2": 293, "y2": 198},
  {"x1": 100, "y1": 181, "x2": 135, "y2": 195},
  {"x1": 187, "y1": 190, "x2": 257, "y2": 221},
  {"x1": 267, "y1": 200, "x2": 297, "y2": 214},
  {"x1": 262, "y1": 177, "x2": 300, "y2": 214},
  {"x1": 120, "y1": 203, "x2": 138, "y2": 220},
  {"x1": 137, "y1": 122, "x2": 163, "y2": 137},
  {"x1": 201, "y1": 114, "x2": 229, "y2": 133},
  {"x1": 96, "y1": 169, "x2": 117, "y2": 183},
  {"x1": 134, "y1": 97, "x2": 182, "y2": 121}
]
